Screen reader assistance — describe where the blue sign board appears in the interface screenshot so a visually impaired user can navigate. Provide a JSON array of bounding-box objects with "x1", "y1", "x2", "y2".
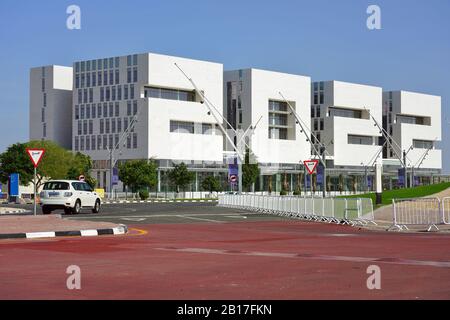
[
  {"x1": 316, "y1": 165, "x2": 324, "y2": 186},
  {"x1": 112, "y1": 167, "x2": 119, "y2": 186},
  {"x1": 9, "y1": 173, "x2": 19, "y2": 197},
  {"x1": 398, "y1": 168, "x2": 405, "y2": 187}
]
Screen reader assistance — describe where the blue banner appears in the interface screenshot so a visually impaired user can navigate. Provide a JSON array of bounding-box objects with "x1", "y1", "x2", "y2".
[
  {"x1": 228, "y1": 164, "x2": 238, "y2": 185},
  {"x1": 316, "y1": 165, "x2": 324, "y2": 186},
  {"x1": 398, "y1": 168, "x2": 405, "y2": 187},
  {"x1": 9, "y1": 173, "x2": 19, "y2": 196},
  {"x1": 367, "y1": 176, "x2": 373, "y2": 189},
  {"x1": 112, "y1": 167, "x2": 119, "y2": 186}
]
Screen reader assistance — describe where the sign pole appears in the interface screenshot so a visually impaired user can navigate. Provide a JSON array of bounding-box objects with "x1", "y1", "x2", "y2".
[{"x1": 34, "y1": 166, "x2": 37, "y2": 216}]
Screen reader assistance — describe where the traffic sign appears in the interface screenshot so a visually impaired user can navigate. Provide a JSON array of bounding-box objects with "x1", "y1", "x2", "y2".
[
  {"x1": 304, "y1": 160, "x2": 319, "y2": 175},
  {"x1": 26, "y1": 149, "x2": 45, "y2": 168}
]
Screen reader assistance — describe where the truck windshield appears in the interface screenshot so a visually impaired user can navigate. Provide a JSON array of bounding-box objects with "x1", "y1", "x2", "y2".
[{"x1": 43, "y1": 182, "x2": 70, "y2": 190}]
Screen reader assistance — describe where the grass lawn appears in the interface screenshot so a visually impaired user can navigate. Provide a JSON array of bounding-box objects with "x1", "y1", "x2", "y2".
[{"x1": 340, "y1": 182, "x2": 450, "y2": 209}]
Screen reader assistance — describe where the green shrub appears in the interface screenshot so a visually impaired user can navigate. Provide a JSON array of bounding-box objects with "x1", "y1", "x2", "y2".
[
  {"x1": 280, "y1": 189, "x2": 288, "y2": 196},
  {"x1": 293, "y1": 188, "x2": 301, "y2": 196},
  {"x1": 139, "y1": 189, "x2": 149, "y2": 200}
]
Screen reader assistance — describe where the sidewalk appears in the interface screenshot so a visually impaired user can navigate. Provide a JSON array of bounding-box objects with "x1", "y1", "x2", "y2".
[
  {"x1": 0, "y1": 207, "x2": 29, "y2": 215},
  {"x1": 0, "y1": 215, "x2": 127, "y2": 240}
]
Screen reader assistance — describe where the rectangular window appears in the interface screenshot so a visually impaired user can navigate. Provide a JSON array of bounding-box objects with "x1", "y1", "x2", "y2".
[
  {"x1": 80, "y1": 136, "x2": 84, "y2": 151},
  {"x1": 112, "y1": 86, "x2": 116, "y2": 101},
  {"x1": 86, "y1": 73, "x2": 91, "y2": 87},
  {"x1": 83, "y1": 89, "x2": 88, "y2": 103},
  {"x1": 109, "y1": 135, "x2": 113, "y2": 149},
  {"x1": 316, "y1": 106, "x2": 321, "y2": 118},
  {"x1": 319, "y1": 92, "x2": 324, "y2": 104},
  {"x1": 97, "y1": 104, "x2": 102, "y2": 118},
  {"x1": 111, "y1": 119, "x2": 116, "y2": 133},
  {"x1": 329, "y1": 107, "x2": 362, "y2": 119},
  {"x1": 115, "y1": 69, "x2": 119, "y2": 84},
  {"x1": 103, "y1": 58, "x2": 108, "y2": 70},
  {"x1": 311, "y1": 106, "x2": 315, "y2": 118},
  {"x1": 127, "y1": 68, "x2": 131, "y2": 83},
  {"x1": 133, "y1": 54, "x2": 138, "y2": 65},
  {"x1": 100, "y1": 87, "x2": 104, "y2": 102},
  {"x1": 42, "y1": 78, "x2": 45, "y2": 92},
  {"x1": 89, "y1": 120, "x2": 93, "y2": 134},
  {"x1": 98, "y1": 71, "x2": 102, "y2": 86},
  {"x1": 86, "y1": 105, "x2": 90, "y2": 119},
  {"x1": 348, "y1": 134, "x2": 373, "y2": 145},
  {"x1": 127, "y1": 101, "x2": 131, "y2": 116},
  {"x1": 80, "y1": 105, "x2": 85, "y2": 119},
  {"x1": 115, "y1": 134, "x2": 119, "y2": 147},
  {"x1": 117, "y1": 85, "x2": 122, "y2": 100},
  {"x1": 86, "y1": 61, "x2": 91, "y2": 71},
  {"x1": 124, "y1": 117, "x2": 128, "y2": 131},
  {"x1": 124, "y1": 85, "x2": 129, "y2": 100},
  {"x1": 133, "y1": 133, "x2": 137, "y2": 148},
  {"x1": 100, "y1": 119, "x2": 104, "y2": 134},
  {"x1": 109, "y1": 103, "x2": 114, "y2": 117},
  {"x1": 313, "y1": 94, "x2": 318, "y2": 105},
  {"x1": 78, "y1": 89, "x2": 82, "y2": 104},
  {"x1": 127, "y1": 55, "x2": 132, "y2": 66},
  {"x1": 320, "y1": 118, "x2": 324, "y2": 131},
  {"x1": 92, "y1": 72, "x2": 96, "y2": 87},
  {"x1": 86, "y1": 137, "x2": 90, "y2": 151},
  {"x1": 130, "y1": 84, "x2": 135, "y2": 99},
  {"x1": 115, "y1": 102, "x2": 120, "y2": 117},
  {"x1": 97, "y1": 135, "x2": 102, "y2": 150},
  {"x1": 109, "y1": 57, "x2": 114, "y2": 69},
  {"x1": 170, "y1": 121, "x2": 194, "y2": 134},
  {"x1": 92, "y1": 60, "x2": 96, "y2": 71},
  {"x1": 75, "y1": 74, "x2": 80, "y2": 89},
  {"x1": 268, "y1": 100, "x2": 288, "y2": 112},
  {"x1": 146, "y1": 87, "x2": 197, "y2": 101},
  {"x1": 106, "y1": 87, "x2": 110, "y2": 101},
  {"x1": 81, "y1": 73, "x2": 85, "y2": 88},
  {"x1": 127, "y1": 135, "x2": 131, "y2": 149},
  {"x1": 81, "y1": 61, "x2": 85, "y2": 72},
  {"x1": 133, "y1": 67, "x2": 138, "y2": 82},
  {"x1": 103, "y1": 70, "x2": 108, "y2": 86},
  {"x1": 43, "y1": 93, "x2": 47, "y2": 107},
  {"x1": 413, "y1": 140, "x2": 434, "y2": 149},
  {"x1": 97, "y1": 59, "x2": 102, "y2": 70},
  {"x1": 75, "y1": 136, "x2": 79, "y2": 151},
  {"x1": 109, "y1": 70, "x2": 114, "y2": 85},
  {"x1": 103, "y1": 135, "x2": 107, "y2": 150},
  {"x1": 105, "y1": 119, "x2": 110, "y2": 133},
  {"x1": 103, "y1": 103, "x2": 108, "y2": 117},
  {"x1": 133, "y1": 101, "x2": 137, "y2": 115},
  {"x1": 89, "y1": 88, "x2": 93, "y2": 103},
  {"x1": 75, "y1": 62, "x2": 80, "y2": 73},
  {"x1": 83, "y1": 120, "x2": 88, "y2": 135},
  {"x1": 41, "y1": 108, "x2": 45, "y2": 122},
  {"x1": 115, "y1": 57, "x2": 120, "y2": 68},
  {"x1": 117, "y1": 118, "x2": 122, "y2": 132},
  {"x1": 268, "y1": 128, "x2": 288, "y2": 140},
  {"x1": 314, "y1": 119, "x2": 318, "y2": 131},
  {"x1": 91, "y1": 136, "x2": 96, "y2": 150},
  {"x1": 75, "y1": 106, "x2": 79, "y2": 120}
]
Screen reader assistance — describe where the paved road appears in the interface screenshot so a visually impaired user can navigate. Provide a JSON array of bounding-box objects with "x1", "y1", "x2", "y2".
[{"x1": 1, "y1": 202, "x2": 450, "y2": 299}]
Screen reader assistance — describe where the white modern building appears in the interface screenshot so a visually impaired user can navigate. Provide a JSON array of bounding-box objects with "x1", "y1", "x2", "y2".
[
  {"x1": 311, "y1": 80, "x2": 383, "y2": 168},
  {"x1": 72, "y1": 53, "x2": 224, "y2": 191},
  {"x1": 29, "y1": 65, "x2": 73, "y2": 149},
  {"x1": 382, "y1": 90, "x2": 442, "y2": 185}
]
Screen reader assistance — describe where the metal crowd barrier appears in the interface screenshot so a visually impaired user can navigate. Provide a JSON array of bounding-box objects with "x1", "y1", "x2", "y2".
[
  {"x1": 389, "y1": 197, "x2": 442, "y2": 231},
  {"x1": 440, "y1": 197, "x2": 450, "y2": 225},
  {"x1": 217, "y1": 194, "x2": 375, "y2": 226}
]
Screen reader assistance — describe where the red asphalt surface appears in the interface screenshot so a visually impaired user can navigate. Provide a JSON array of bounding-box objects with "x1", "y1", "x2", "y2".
[{"x1": 0, "y1": 220, "x2": 450, "y2": 300}]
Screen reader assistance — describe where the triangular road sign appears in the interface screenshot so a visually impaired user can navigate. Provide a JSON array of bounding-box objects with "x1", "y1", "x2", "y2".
[
  {"x1": 303, "y1": 159, "x2": 319, "y2": 174},
  {"x1": 26, "y1": 149, "x2": 45, "y2": 168}
]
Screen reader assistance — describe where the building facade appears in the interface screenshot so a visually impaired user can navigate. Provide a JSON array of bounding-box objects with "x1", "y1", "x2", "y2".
[
  {"x1": 71, "y1": 53, "x2": 225, "y2": 192},
  {"x1": 29, "y1": 65, "x2": 73, "y2": 149}
]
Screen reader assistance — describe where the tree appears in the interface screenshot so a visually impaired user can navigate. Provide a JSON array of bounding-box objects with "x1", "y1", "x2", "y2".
[
  {"x1": 0, "y1": 143, "x2": 34, "y2": 185},
  {"x1": 0, "y1": 141, "x2": 79, "y2": 189},
  {"x1": 242, "y1": 148, "x2": 260, "y2": 191},
  {"x1": 168, "y1": 162, "x2": 195, "y2": 194},
  {"x1": 66, "y1": 153, "x2": 96, "y2": 188},
  {"x1": 118, "y1": 159, "x2": 158, "y2": 194},
  {"x1": 201, "y1": 175, "x2": 222, "y2": 194}
]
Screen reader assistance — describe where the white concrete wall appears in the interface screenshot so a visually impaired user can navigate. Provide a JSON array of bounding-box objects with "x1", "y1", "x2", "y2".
[
  {"x1": 224, "y1": 68, "x2": 311, "y2": 165},
  {"x1": 386, "y1": 90, "x2": 442, "y2": 169},
  {"x1": 319, "y1": 81, "x2": 382, "y2": 167},
  {"x1": 30, "y1": 65, "x2": 73, "y2": 149}
]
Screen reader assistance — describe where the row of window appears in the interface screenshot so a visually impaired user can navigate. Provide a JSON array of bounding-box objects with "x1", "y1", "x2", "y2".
[
  {"x1": 170, "y1": 121, "x2": 215, "y2": 135},
  {"x1": 99, "y1": 117, "x2": 136, "y2": 135},
  {"x1": 75, "y1": 102, "x2": 138, "y2": 120},
  {"x1": 75, "y1": 67, "x2": 138, "y2": 89},
  {"x1": 74, "y1": 133, "x2": 138, "y2": 151},
  {"x1": 311, "y1": 105, "x2": 321, "y2": 118},
  {"x1": 313, "y1": 118, "x2": 325, "y2": 131},
  {"x1": 76, "y1": 84, "x2": 135, "y2": 104},
  {"x1": 144, "y1": 87, "x2": 195, "y2": 102},
  {"x1": 75, "y1": 55, "x2": 138, "y2": 73},
  {"x1": 348, "y1": 134, "x2": 374, "y2": 146}
]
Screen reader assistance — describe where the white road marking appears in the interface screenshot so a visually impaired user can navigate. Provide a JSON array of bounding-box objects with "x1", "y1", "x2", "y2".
[
  {"x1": 69, "y1": 213, "x2": 251, "y2": 220},
  {"x1": 121, "y1": 218, "x2": 147, "y2": 222},
  {"x1": 177, "y1": 215, "x2": 224, "y2": 223},
  {"x1": 226, "y1": 216, "x2": 247, "y2": 219},
  {"x1": 156, "y1": 247, "x2": 450, "y2": 268}
]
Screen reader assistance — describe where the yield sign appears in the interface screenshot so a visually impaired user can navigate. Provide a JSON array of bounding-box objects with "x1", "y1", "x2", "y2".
[
  {"x1": 26, "y1": 149, "x2": 45, "y2": 168},
  {"x1": 303, "y1": 159, "x2": 319, "y2": 174}
]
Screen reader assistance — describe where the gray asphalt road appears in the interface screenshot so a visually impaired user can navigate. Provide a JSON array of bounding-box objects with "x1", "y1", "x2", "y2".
[{"x1": 2, "y1": 202, "x2": 288, "y2": 225}]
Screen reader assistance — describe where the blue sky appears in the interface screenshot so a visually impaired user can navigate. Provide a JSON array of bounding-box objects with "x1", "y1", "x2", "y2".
[{"x1": 0, "y1": 0, "x2": 449, "y2": 171}]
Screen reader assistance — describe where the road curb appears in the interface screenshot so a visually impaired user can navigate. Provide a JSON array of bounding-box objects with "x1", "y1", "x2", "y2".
[
  {"x1": 102, "y1": 199, "x2": 218, "y2": 205},
  {"x1": 0, "y1": 224, "x2": 128, "y2": 240},
  {"x1": 0, "y1": 209, "x2": 29, "y2": 215}
]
